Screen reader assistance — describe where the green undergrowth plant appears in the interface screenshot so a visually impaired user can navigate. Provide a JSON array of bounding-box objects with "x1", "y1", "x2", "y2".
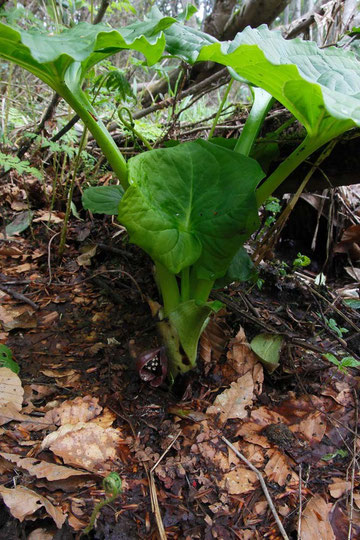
[
  {"x1": 0, "y1": 150, "x2": 42, "y2": 179},
  {"x1": 2, "y1": 7, "x2": 360, "y2": 382}
]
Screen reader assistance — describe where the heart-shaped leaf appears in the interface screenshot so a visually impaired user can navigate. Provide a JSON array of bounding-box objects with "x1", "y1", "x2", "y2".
[{"x1": 118, "y1": 140, "x2": 264, "y2": 279}]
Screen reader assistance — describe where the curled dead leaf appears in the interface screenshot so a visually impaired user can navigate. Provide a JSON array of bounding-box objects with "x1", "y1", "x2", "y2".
[
  {"x1": 0, "y1": 485, "x2": 66, "y2": 528},
  {"x1": 0, "y1": 452, "x2": 91, "y2": 481}
]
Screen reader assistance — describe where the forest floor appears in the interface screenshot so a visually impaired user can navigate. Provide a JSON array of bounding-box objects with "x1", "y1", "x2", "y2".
[{"x1": 0, "y1": 175, "x2": 360, "y2": 540}]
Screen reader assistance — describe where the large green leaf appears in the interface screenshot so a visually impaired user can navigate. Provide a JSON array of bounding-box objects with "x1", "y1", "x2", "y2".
[
  {"x1": 0, "y1": 16, "x2": 175, "y2": 94},
  {"x1": 157, "y1": 16, "x2": 360, "y2": 142},
  {"x1": 214, "y1": 247, "x2": 255, "y2": 288},
  {"x1": 118, "y1": 140, "x2": 264, "y2": 279},
  {"x1": 82, "y1": 185, "x2": 124, "y2": 215}
]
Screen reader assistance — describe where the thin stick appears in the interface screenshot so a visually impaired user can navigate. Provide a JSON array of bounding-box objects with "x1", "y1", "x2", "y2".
[
  {"x1": 0, "y1": 284, "x2": 39, "y2": 310},
  {"x1": 297, "y1": 463, "x2": 302, "y2": 540},
  {"x1": 347, "y1": 390, "x2": 358, "y2": 540},
  {"x1": 150, "y1": 431, "x2": 181, "y2": 474},
  {"x1": 47, "y1": 231, "x2": 60, "y2": 285},
  {"x1": 221, "y1": 436, "x2": 290, "y2": 540}
]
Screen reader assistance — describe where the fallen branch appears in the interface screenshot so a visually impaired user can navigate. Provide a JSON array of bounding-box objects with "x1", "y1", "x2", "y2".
[
  {"x1": 282, "y1": 0, "x2": 330, "y2": 39},
  {"x1": 221, "y1": 436, "x2": 290, "y2": 540},
  {"x1": 0, "y1": 284, "x2": 39, "y2": 310}
]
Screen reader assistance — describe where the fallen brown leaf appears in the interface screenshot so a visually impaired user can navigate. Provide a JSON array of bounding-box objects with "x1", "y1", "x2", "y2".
[
  {"x1": 0, "y1": 367, "x2": 24, "y2": 410},
  {"x1": 264, "y1": 449, "x2": 298, "y2": 487},
  {"x1": 28, "y1": 527, "x2": 55, "y2": 540},
  {"x1": 0, "y1": 485, "x2": 66, "y2": 528},
  {"x1": 0, "y1": 452, "x2": 91, "y2": 481},
  {"x1": 41, "y1": 422, "x2": 123, "y2": 472},
  {"x1": 0, "y1": 306, "x2": 37, "y2": 331},
  {"x1": 40, "y1": 369, "x2": 76, "y2": 378},
  {"x1": 219, "y1": 467, "x2": 258, "y2": 495},
  {"x1": 43, "y1": 395, "x2": 102, "y2": 426},
  {"x1": 207, "y1": 371, "x2": 255, "y2": 424},
  {"x1": 329, "y1": 478, "x2": 352, "y2": 498},
  {"x1": 292, "y1": 411, "x2": 327, "y2": 444},
  {"x1": 301, "y1": 494, "x2": 335, "y2": 540}
]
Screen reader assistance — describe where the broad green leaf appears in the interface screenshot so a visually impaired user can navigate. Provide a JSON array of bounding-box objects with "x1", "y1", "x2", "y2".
[
  {"x1": 6, "y1": 211, "x2": 33, "y2": 236},
  {"x1": 250, "y1": 333, "x2": 283, "y2": 373},
  {"x1": 0, "y1": 16, "x2": 175, "y2": 94},
  {"x1": 0, "y1": 344, "x2": 20, "y2": 374},
  {"x1": 118, "y1": 140, "x2": 264, "y2": 279},
  {"x1": 159, "y1": 19, "x2": 360, "y2": 142},
  {"x1": 168, "y1": 299, "x2": 222, "y2": 367},
  {"x1": 214, "y1": 247, "x2": 255, "y2": 288},
  {"x1": 82, "y1": 185, "x2": 124, "y2": 215}
]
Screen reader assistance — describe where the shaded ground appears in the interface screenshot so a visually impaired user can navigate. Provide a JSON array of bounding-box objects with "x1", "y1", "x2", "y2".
[{"x1": 0, "y1": 208, "x2": 360, "y2": 539}]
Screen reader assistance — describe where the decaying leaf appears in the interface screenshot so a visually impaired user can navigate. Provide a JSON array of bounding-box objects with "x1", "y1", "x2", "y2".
[
  {"x1": 0, "y1": 402, "x2": 31, "y2": 426},
  {"x1": 219, "y1": 467, "x2": 258, "y2": 495},
  {"x1": 264, "y1": 449, "x2": 298, "y2": 487},
  {"x1": 226, "y1": 327, "x2": 264, "y2": 392},
  {"x1": 41, "y1": 422, "x2": 123, "y2": 472},
  {"x1": 0, "y1": 452, "x2": 91, "y2": 481},
  {"x1": 199, "y1": 312, "x2": 229, "y2": 371},
  {"x1": 0, "y1": 367, "x2": 24, "y2": 411},
  {"x1": 293, "y1": 411, "x2": 326, "y2": 444},
  {"x1": 43, "y1": 395, "x2": 102, "y2": 426},
  {"x1": 0, "y1": 306, "x2": 37, "y2": 331},
  {"x1": 0, "y1": 485, "x2": 66, "y2": 528},
  {"x1": 301, "y1": 494, "x2": 335, "y2": 540},
  {"x1": 329, "y1": 478, "x2": 352, "y2": 499},
  {"x1": 236, "y1": 422, "x2": 271, "y2": 449},
  {"x1": 76, "y1": 245, "x2": 97, "y2": 267},
  {"x1": 207, "y1": 371, "x2": 254, "y2": 424}
]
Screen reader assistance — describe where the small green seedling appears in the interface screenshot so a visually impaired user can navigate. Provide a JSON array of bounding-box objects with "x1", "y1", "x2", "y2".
[
  {"x1": 82, "y1": 472, "x2": 122, "y2": 536},
  {"x1": 324, "y1": 317, "x2": 349, "y2": 339},
  {"x1": 264, "y1": 196, "x2": 281, "y2": 228},
  {"x1": 292, "y1": 253, "x2": 311, "y2": 269},
  {"x1": 322, "y1": 448, "x2": 348, "y2": 461},
  {"x1": 323, "y1": 352, "x2": 360, "y2": 373},
  {"x1": 2, "y1": 8, "x2": 360, "y2": 380}
]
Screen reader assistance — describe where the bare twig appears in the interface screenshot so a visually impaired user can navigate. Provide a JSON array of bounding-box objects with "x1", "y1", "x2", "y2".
[
  {"x1": 150, "y1": 431, "x2": 181, "y2": 474},
  {"x1": 0, "y1": 284, "x2": 39, "y2": 310},
  {"x1": 297, "y1": 463, "x2": 303, "y2": 540},
  {"x1": 47, "y1": 231, "x2": 60, "y2": 285},
  {"x1": 221, "y1": 436, "x2": 290, "y2": 540},
  {"x1": 347, "y1": 390, "x2": 358, "y2": 540},
  {"x1": 283, "y1": 0, "x2": 329, "y2": 39}
]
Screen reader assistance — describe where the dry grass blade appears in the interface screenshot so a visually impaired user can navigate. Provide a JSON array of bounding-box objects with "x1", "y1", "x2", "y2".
[{"x1": 149, "y1": 431, "x2": 181, "y2": 540}]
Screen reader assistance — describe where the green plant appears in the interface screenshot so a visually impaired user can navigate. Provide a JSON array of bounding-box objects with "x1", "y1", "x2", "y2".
[
  {"x1": 2, "y1": 7, "x2": 360, "y2": 381},
  {"x1": 323, "y1": 352, "x2": 360, "y2": 373},
  {"x1": 264, "y1": 196, "x2": 281, "y2": 228},
  {"x1": 292, "y1": 252, "x2": 311, "y2": 269},
  {"x1": 322, "y1": 317, "x2": 349, "y2": 339},
  {"x1": 0, "y1": 150, "x2": 42, "y2": 179},
  {"x1": 322, "y1": 448, "x2": 348, "y2": 461},
  {"x1": 82, "y1": 472, "x2": 122, "y2": 535},
  {"x1": 0, "y1": 344, "x2": 20, "y2": 374}
]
